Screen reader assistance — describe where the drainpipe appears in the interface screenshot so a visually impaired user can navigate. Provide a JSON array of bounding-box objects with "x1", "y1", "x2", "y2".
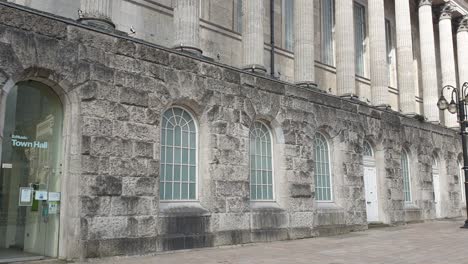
[{"x1": 270, "y1": 0, "x2": 275, "y2": 78}]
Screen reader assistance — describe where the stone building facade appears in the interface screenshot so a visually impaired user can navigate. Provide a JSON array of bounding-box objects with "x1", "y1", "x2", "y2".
[{"x1": 0, "y1": 0, "x2": 466, "y2": 262}]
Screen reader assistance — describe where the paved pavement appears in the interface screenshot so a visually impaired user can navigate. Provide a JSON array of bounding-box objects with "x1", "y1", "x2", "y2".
[{"x1": 37, "y1": 220, "x2": 468, "y2": 264}]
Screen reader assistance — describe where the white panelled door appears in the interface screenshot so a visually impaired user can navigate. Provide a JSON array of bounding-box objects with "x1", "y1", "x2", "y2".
[
  {"x1": 364, "y1": 166, "x2": 379, "y2": 222},
  {"x1": 433, "y1": 172, "x2": 441, "y2": 218}
]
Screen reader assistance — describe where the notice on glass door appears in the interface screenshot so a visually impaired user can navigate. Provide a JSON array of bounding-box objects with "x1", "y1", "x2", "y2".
[
  {"x1": 35, "y1": 190, "x2": 48, "y2": 201},
  {"x1": 19, "y1": 187, "x2": 33, "y2": 206},
  {"x1": 48, "y1": 192, "x2": 61, "y2": 202}
]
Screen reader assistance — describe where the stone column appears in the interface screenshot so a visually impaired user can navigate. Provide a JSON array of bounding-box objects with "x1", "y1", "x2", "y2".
[
  {"x1": 418, "y1": 0, "x2": 439, "y2": 123},
  {"x1": 336, "y1": 0, "x2": 356, "y2": 97},
  {"x1": 439, "y1": 4, "x2": 458, "y2": 128},
  {"x1": 294, "y1": 0, "x2": 315, "y2": 87},
  {"x1": 173, "y1": 0, "x2": 202, "y2": 55},
  {"x1": 395, "y1": 0, "x2": 416, "y2": 115},
  {"x1": 79, "y1": 0, "x2": 114, "y2": 31},
  {"x1": 368, "y1": 0, "x2": 389, "y2": 107},
  {"x1": 242, "y1": 0, "x2": 266, "y2": 73},
  {"x1": 458, "y1": 17, "x2": 468, "y2": 92}
]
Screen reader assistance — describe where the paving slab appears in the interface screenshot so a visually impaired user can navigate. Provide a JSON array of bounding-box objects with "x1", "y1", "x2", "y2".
[{"x1": 29, "y1": 220, "x2": 468, "y2": 264}]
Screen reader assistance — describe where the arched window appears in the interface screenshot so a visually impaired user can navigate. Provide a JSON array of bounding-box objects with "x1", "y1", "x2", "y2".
[
  {"x1": 432, "y1": 157, "x2": 438, "y2": 172},
  {"x1": 401, "y1": 150, "x2": 411, "y2": 202},
  {"x1": 315, "y1": 133, "x2": 332, "y2": 201},
  {"x1": 250, "y1": 122, "x2": 274, "y2": 201},
  {"x1": 160, "y1": 107, "x2": 197, "y2": 201},
  {"x1": 363, "y1": 141, "x2": 373, "y2": 157}
]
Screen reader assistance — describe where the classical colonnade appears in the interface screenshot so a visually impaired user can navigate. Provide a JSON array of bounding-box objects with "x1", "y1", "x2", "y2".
[{"x1": 79, "y1": 0, "x2": 468, "y2": 126}]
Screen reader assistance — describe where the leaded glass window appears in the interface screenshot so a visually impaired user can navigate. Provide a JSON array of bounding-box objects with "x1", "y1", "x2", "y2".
[
  {"x1": 354, "y1": 2, "x2": 366, "y2": 77},
  {"x1": 401, "y1": 150, "x2": 411, "y2": 202},
  {"x1": 250, "y1": 122, "x2": 274, "y2": 201},
  {"x1": 315, "y1": 133, "x2": 332, "y2": 201},
  {"x1": 363, "y1": 141, "x2": 373, "y2": 157},
  {"x1": 160, "y1": 107, "x2": 197, "y2": 201},
  {"x1": 321, "y1": 0, "x2": 335, "y2": 66},
  {"x1": 284, "y1": 0, "x2": 294, "y2": 51}
]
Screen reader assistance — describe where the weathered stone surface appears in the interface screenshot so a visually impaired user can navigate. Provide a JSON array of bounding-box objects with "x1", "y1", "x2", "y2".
[{"x1": 0, "y1": 5, "x2": 463, "y2": 260}]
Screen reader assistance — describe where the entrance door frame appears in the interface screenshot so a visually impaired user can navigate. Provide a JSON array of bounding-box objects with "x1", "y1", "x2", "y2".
[
  {"x1": 432, "y1": 157, "x2": 442, "y2": 219},
  {"x1": 0, "y1": 68, "x2": 81, "y2": 260},
  {"x1": 363, "y1": 142, "x2": 380, "y2": 223}
]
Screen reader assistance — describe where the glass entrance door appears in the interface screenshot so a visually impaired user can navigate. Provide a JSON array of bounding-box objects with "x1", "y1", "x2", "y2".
[{"x1": 0, "y1": 81, "x2": 63, "y2": 262}]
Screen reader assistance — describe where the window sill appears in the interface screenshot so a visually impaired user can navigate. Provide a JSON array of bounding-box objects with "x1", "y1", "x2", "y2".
[
  {"x1": 250, "y1": 201, "x2": 283, "y2": 212},
  {"x1": 316, "y1": 202, "x2": 343, "y2": 211},
  {"x1": 159, "y1": 201, "x2": 209, "y2": 216},
  {"x1": 404, "y1": 203, "x2": 420, "y2": 210}
]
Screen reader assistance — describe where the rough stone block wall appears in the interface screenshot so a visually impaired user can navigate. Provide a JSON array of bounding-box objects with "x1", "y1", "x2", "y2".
[{"x1": 0, "y1": 3, "x2": 464, "y2": 260}]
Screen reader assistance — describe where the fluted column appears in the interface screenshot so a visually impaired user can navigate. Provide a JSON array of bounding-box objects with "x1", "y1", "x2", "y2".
[
  {"x1": 458, "y1": 17, "x2": 468, "y2": 91},
  {"x1": 294, "y1": 0, "x2": 315, "y2": 87},
  {"x1": 395, "y1": 0, "x2": 416, "y2": 115},
  {"x1": 368, "y1": 0, "x2": 389, "y2": 107},
  {"x1": 173, "y1": 0, "x2": 202, "y2": 55},
  {"x1": 79, "y1": 0, "x2": 114, "y2": 31},
  {"x1": 242, "y1": 0, "x2": 266, "y2": 73},
  {"x1": 439, "y1": 4, "x2": 458, "y2": 128},
  {"x1": 418, "y1": 0, "x2": 439, "y2": 123},
  {"x1": 336, "y1": 0, "x2": 356, "y2": 97}
]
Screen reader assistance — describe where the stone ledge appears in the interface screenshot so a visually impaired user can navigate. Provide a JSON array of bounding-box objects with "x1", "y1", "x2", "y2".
[{"x1": 159, "y1": 202, "x2": 209, "y2": 216}]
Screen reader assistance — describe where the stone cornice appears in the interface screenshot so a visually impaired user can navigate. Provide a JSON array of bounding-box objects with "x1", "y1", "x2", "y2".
[{"x1": 419, "y1": 0, "x2": 433, "y2": 8}]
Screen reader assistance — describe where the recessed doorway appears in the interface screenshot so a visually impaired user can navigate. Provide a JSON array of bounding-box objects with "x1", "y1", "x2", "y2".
[
  {"x1": 363, "y1": 141, "x2": 379, "y2": 223},
  {"x1": 0, "y1": 81, "x2": 63, "y2": 262}
]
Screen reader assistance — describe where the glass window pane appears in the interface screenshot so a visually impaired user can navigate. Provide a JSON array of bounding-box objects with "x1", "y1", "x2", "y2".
[
  {"x1": 189, "y1": 166, "x2": 196, "y2": 182},
  {"x1": 175, "y1": 126, "x2": 182, "y2": 146},
  {"x1": 166, "y1": 129, "x2": 174, "y2": 145},
  {"x1": 182, "y1": 149, "x2": 189, "y2": 164},
  {"x1": 174, "y1": 165, "x2": 181, "y2": 181},
  {"x1": 166, "y1": 147, "x2": 173, "y2": 163},
  {"x1": 164, "y1": 183, "x2": 173, "y2": 200},
  {"x1": 174, "y1": 183, "x2": 181, "y2": 200},
  {"x1": 182, "y1": 165, "x2": 189, "y2": 181},
  {"x1": 190, "y1": 149, "x2": 196, "y2": 164},
  {"x1": 165, "y1": 165, "x2": 173, "y2": 181},
  {"x1": 267, "y1": 186, "x2": 273, "y2": 200},
  {"x1": 182, "y1": 183, "x2": 189, "y2": 199},
  {"x1": 174, "y1": 147, "x2": 181, "y2": 164},
  {"x1": 182, "y1": 131, "x2": 189, "y2": 148},
  {"x1": 190, "y1": 132, "x2": 196, "y2": 148},
  {"x1": 189, "y1": 184, "x2": 196, "y2": 199}
]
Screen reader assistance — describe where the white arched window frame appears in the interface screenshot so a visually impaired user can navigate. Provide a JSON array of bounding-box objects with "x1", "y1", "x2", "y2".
[
  {"x1": 363, "y1": 141, "x2": 373, "y2": 158},
  {"x1": 249, "y1": 121, "x2": 274, "y2": 201},
  {"x1": 401, "y1": 150, "x2": 412, "y2": 203},
  {"x1": 160, "y1": 107, "x2": 198, "y2": 201},
  {"x1": 314, "y1": 133, "x2": 332, "y2": 202}
]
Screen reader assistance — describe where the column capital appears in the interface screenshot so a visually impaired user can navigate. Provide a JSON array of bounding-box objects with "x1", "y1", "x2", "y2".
[
  {"x1": 439, "y1": 3, "x2": 454, "y2": 21},
  {"x1": 419, "y1": 0, "x2": 432, "y2": 8},
  {"x1": 458, "y1": 16, "x2": 468, "y2": 32},
  {"x1": 79, "y1": 0, "x2": 114, "y2": 31}
]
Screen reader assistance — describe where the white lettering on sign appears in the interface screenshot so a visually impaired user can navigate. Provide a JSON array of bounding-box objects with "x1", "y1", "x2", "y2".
[
  {"x1": 11, "y1": 139, "x2": 48, "y2": 149},
  {"x1": 2, "y1": 163, "x2": 12, "y2": 169}
]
